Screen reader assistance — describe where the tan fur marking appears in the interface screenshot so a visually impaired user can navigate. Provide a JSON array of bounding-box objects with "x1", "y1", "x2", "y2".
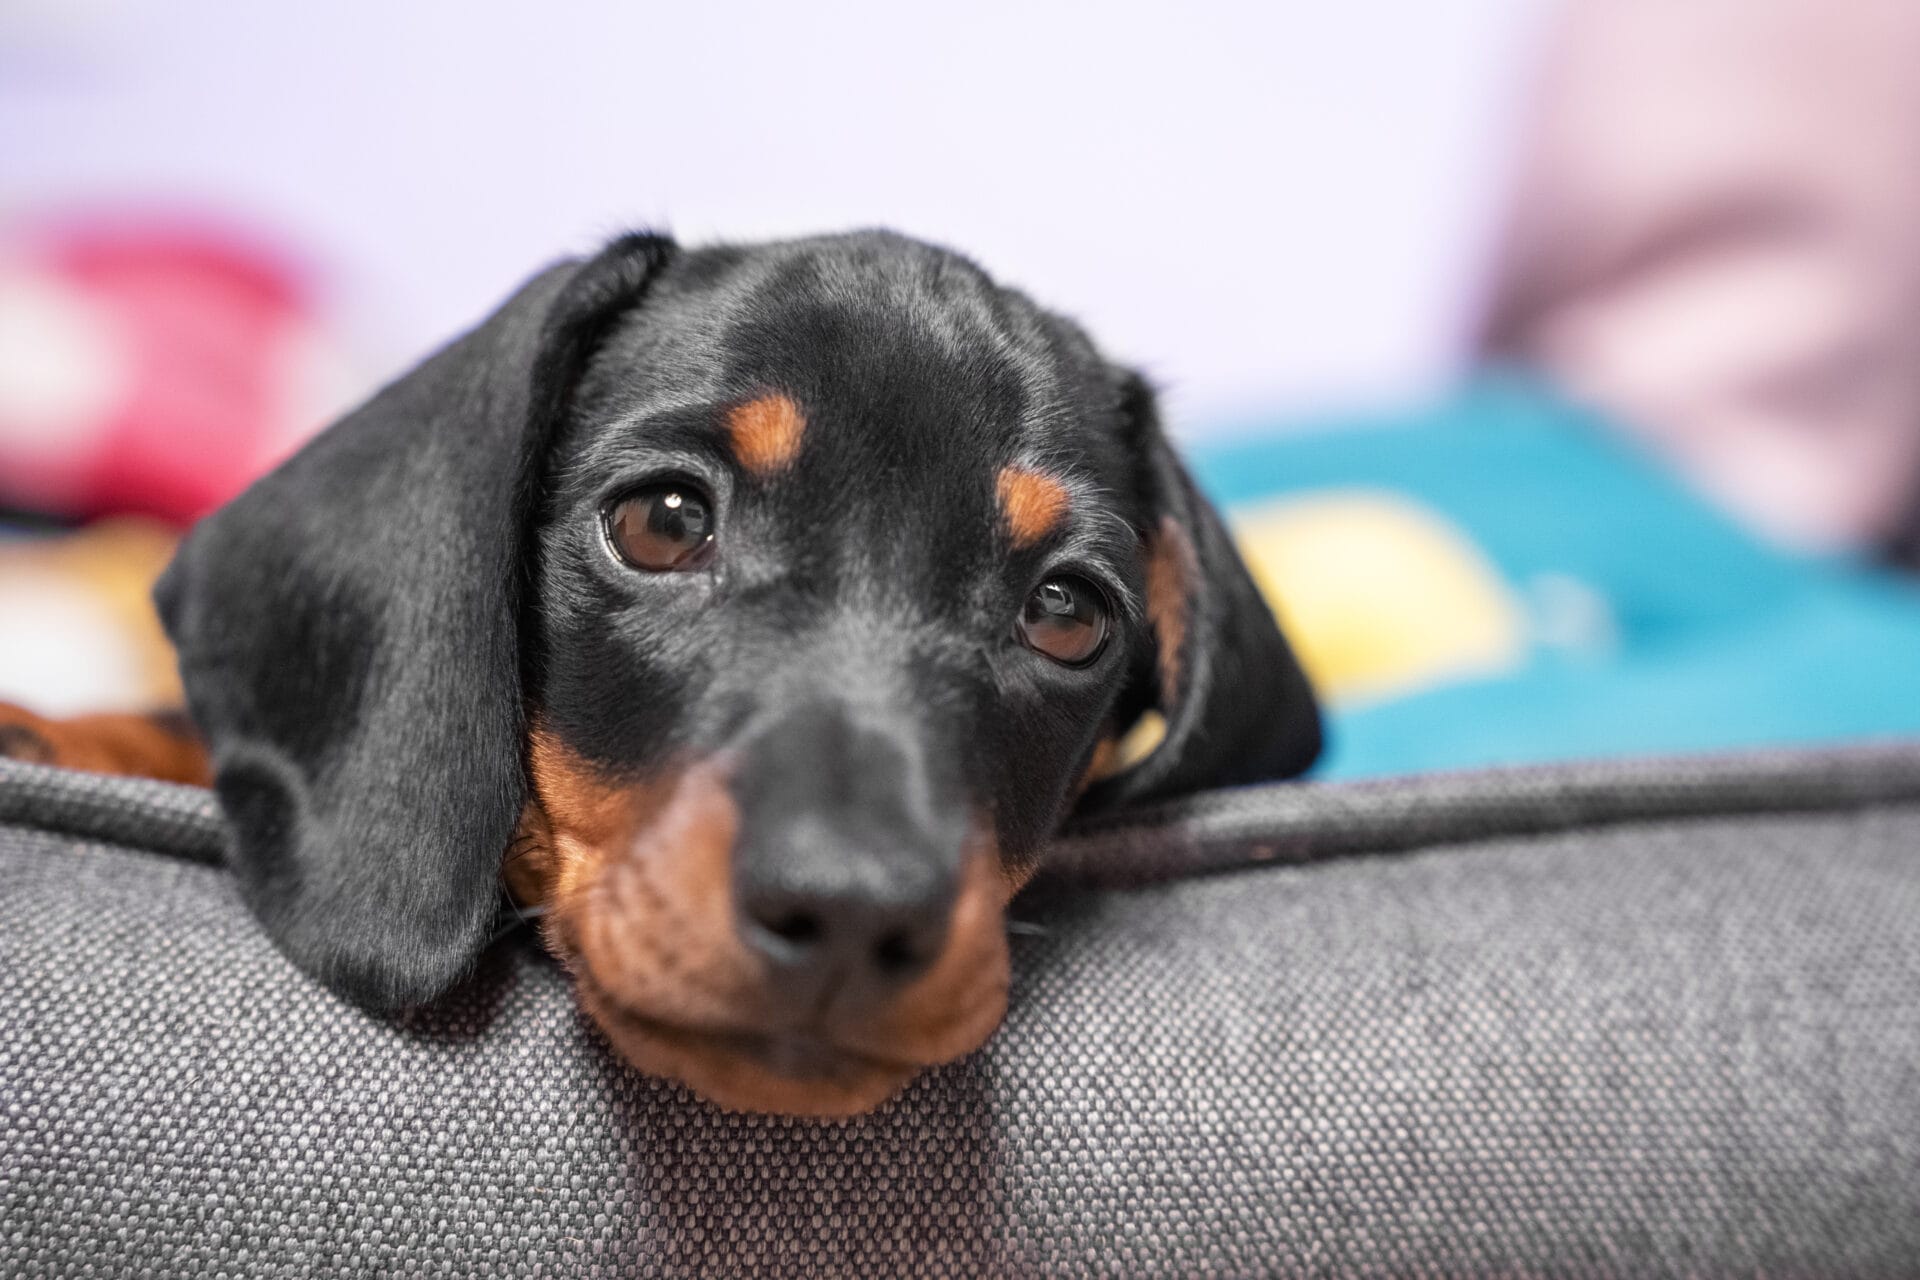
[
  {"x1": 1144, "y1": 516, "x2": 1197, "y2": 706},
  {"x1": 511, "y1": 729, "x2": 679, "y2": 923},
  {"x1": 726, "y1": 392, "x2": 807, "y2": 476},
  {"x1": 1074, "y1": 733, "x2": 1122, "y2": 798},
  {"x1": 996, "y1": 466, "x2": 1070, "y2": 548}
]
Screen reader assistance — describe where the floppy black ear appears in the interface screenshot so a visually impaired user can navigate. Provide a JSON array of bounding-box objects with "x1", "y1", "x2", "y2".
[
  {"x1": 155, "y1": 234, "x2": 675, "y2": 1010},
  {"x1": 1084, "y1": 372, "x2": 1321, "y2": 809}
]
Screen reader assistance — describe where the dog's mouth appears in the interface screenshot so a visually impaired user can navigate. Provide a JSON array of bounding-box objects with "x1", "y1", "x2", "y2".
[
  {"x1": 550, "y1": 867, "x2": 1018, "y2": 1116},
  {"x1": 516, "y1": 744, "x2": 1020, "y2": 1116},
  {"x1": 574, "y1": 970, "x2": 945, "y2": 1117}
]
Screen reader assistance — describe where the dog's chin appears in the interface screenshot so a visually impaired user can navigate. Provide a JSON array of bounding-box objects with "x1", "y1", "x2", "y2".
[{"x1": 577, "y1": 979, "x2": 943, "y2": 1118}]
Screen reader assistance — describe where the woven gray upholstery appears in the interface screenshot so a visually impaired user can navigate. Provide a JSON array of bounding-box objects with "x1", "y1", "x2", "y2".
[{"x1": 3, "y1": 750, "x2": 1920, "y2": 1277}]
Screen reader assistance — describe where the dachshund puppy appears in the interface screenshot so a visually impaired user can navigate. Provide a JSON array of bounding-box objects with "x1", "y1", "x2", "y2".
[{"x1": 1, "y1": 231, "x2": 1319, "y2": 1115}]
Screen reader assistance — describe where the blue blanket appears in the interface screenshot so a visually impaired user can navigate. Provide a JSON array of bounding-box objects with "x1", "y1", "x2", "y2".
[{"x1": 1196, "y1": 376, "x2": 1920, "y2": 779}]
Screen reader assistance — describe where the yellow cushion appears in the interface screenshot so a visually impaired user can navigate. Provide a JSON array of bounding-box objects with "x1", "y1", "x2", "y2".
[{"x1": 1233, "y1": 491, "x2": 1525, "y2": 706}]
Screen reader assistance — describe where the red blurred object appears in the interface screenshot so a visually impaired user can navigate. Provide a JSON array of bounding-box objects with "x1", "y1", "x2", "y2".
[{"x1": 0, "y1": 218, "x2": 351, "y2": 525}]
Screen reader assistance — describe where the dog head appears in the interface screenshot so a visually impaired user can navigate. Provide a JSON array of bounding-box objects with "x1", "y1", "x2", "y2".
[{"x1": 158, "y1": 231, "x2": 1320, "y2": 1115}]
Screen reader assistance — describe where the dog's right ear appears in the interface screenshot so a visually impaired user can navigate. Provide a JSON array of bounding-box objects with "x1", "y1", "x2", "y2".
[
  {"x1": 1080, "y1": 371, "x2": 1321, "y2": 810},
  {"x1": 156, "y1": 233, "x2": 675, "y2": 1011}
]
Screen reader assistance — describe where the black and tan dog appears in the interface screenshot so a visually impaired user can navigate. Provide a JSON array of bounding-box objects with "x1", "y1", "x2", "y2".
[{"x1": 0, "y1": 231, "x2": 1319, "y2": 1115}]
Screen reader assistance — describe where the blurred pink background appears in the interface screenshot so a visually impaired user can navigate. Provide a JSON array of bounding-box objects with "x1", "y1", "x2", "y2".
[
  {"x1": 8, "y1": 0, "x2": 1920, "y2": 718},
  {"x1": 1, "y1": 0, "x2": 1545, "y2": 439}
]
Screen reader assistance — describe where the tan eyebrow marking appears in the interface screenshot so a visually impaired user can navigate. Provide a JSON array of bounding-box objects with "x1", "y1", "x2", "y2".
[
  {"x1": 726, "y1": 392, "x2": 807, "y2": 476},
  {"x1": 996, "y1": 466, "x2": 1071, "y2": 549}
]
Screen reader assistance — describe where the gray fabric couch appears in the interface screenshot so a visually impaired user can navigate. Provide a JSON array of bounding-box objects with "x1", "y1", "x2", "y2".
[{"x1": 4, "y1": 746, "x2": 1919, "y2": 1278}]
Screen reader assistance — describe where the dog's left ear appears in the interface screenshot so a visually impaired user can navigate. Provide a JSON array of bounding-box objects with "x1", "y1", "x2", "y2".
[
  {"x1": 155, "y1": 233, "x2": 675, "y2": 1010},
  {"x1": 1083, "y1": 371, "x2": 1321, "y2": 809}
]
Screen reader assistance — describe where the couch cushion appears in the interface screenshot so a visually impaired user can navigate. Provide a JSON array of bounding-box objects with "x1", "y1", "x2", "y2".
[{"x1": 3, "y1": 748, "x2": 1919, "y2": 1277}]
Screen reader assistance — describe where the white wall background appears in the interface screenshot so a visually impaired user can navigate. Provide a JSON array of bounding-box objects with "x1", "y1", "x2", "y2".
[{"x1": 2, "y1": 0, "x2": 1545, "y2": 433}]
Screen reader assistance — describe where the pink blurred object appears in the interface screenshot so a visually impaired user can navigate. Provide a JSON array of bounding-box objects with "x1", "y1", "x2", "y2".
[
  {"x1": 0, "y1": 218, "x2": 354, "y2": 524},
  {"x1": 1484, "y1": 0, "x2": 1920, "y2": 554}
]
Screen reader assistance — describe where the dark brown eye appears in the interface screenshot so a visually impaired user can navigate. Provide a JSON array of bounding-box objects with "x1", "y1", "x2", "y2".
[
  {"x1": 607, "y1": 484, "x2": 716, "y2": 571},
  {"x1": 1018, "y1": 576, "x2": 1109, "y2": 666}
]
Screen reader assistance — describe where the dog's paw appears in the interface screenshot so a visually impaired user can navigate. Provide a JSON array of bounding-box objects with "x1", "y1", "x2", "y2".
[
  {"x1": 0, "y1": 704, "x2": 210, "y2": 784},
  {"x1": 0, "y1": 709, "x2": 57, "y2": 764}
]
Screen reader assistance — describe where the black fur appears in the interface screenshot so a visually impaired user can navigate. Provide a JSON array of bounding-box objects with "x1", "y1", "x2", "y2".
[{"x1": 157, "y1": 229, "x2": 1320, "y2": 1011}]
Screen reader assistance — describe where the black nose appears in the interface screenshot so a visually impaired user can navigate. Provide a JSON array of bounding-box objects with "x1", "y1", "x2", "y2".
[
  {"x1": 738, "y1": 871, "x2": 954, "y2": 993},
  {"x1": 729, "y1": 701, "x2": 967, "y2": 1007}
]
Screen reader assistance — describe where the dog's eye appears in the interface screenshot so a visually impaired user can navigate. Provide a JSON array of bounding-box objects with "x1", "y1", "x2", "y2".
[
  {"x1": 1018, "y1": 576, "x2": 1109, "y2": 666},
  {"x1": 607, "y1": 485, "x2": 716, "y2": 571}
]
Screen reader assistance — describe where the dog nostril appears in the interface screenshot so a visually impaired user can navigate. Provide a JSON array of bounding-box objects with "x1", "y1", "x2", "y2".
[
  {"x1": 872, "y1": 929, "x2": 924, "y2": 976},
  {"x1": 762, "y1": 909, "x2": 823, "y2": 946}
]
